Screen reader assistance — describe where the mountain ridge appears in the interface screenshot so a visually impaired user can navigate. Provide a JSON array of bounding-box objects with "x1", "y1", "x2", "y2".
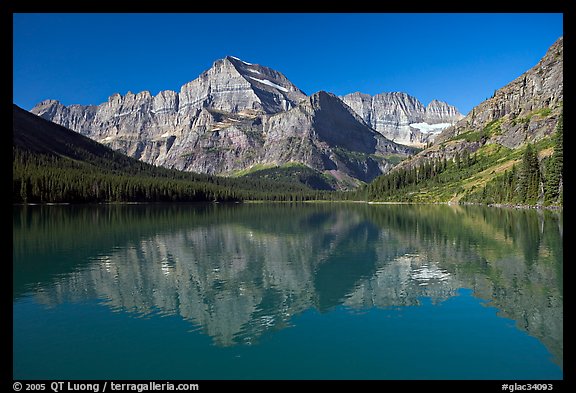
[
  {"x1": 364, "y1": 36, "x2": 563, "y2": 205},
  {"x1": 13, "y1": 103, "x2": 334, "y2": 203},
  {"x1": 340, "y1": 91, "x2": 463, "y2": 147},
  {"x1": 31, "y1": 56, "x2": 425, "y2": 189},
  {"x1": 398, "y1": 36, "x2": 563, "y2": 171}
]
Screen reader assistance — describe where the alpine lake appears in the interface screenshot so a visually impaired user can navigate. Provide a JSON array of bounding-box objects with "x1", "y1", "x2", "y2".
[{"x1": 13, "y1": 203, "x2": 563, "y2": 380}]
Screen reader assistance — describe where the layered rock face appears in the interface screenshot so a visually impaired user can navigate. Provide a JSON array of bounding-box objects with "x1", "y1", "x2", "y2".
[
  {"x1": 31, "y1": 56, "x2": 415, "y2": 188},
  {"x1": 31, "y1": 56, "x2": 307, "y2": 144},
  {"x1": 390, "y1": 36, "x2": 563, "y2": 172},
  {"x1": 341, "y1": 92, "x2": 463, "y2": 147},
  {"x1": 259, "y1": 91, "x2": 412, "y2": 183},
  {"x1": 435, "y1": 37, "x2": 563, "y2": 147}
]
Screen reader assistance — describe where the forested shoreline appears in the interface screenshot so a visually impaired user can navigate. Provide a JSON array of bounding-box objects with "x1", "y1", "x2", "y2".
[
  {"x1": 12, "y1": 104, "x2": 562, "y2": 207},
  {"x1": 12, "y1": 104, "x2": 341, "y2": 204},
  {"x1": 12, "y1": 147, "x2": 345, "y2": 204}
]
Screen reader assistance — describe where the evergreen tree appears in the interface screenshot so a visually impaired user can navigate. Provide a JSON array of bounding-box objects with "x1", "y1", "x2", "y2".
[
  {"x1": 519, "y1": 143, "x2": 541, "y2": 204},
  {"x1": 544, "y1": 114, "x2": 563, "y2": 204},
  {"x1": 463, "y1": 150, "x2": 471, "y2": 167},
  {"x1": 454, "y1": 152, "x2": 461, "y2": 169}
]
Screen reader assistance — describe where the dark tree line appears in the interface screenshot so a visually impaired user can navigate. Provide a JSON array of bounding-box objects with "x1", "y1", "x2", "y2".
[
  {"x1": 544, "y1": 113, "x2": 563, "y2": 204},
  {"x1": 365, "y1": 156, "x2": 448, "y2": 200},
  {"x1": 12, "y1": 147, "x2": 340, "y2": 204},
  {"x1": 363, "y1": 150, "x2": 478, "y2": 201}
]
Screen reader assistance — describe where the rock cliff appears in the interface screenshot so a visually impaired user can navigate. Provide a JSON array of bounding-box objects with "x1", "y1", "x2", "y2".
[
  {"x1": 32, "y1": 56, "x2": 416, "y2": 188},
  {"x1": 394, "y1": 36, "x2": 563, "y2": 171},
  {"x1": 436, "y1": 37, "x2": 563, "y2": 147},
  {"x1": 341, "y1": 92, "x2": 463, "y2": 147}
]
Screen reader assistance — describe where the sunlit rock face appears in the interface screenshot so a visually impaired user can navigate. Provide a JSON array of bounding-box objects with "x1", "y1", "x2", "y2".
[
  {"x1": 341, "y1": 92, "x2": 463, "y2": 147},
  {"x1": 435, "y1": 37, "x2": 563, "y2": 148},
  {"x1": 30, "y1": 56, "x2": 305, "y2": 172},
  {"x1": 389, "y1": 37, "x2": 563, "y2": 173},
  {"x1": 31, "y1": 57, "x2": 418, "y2": 187}
]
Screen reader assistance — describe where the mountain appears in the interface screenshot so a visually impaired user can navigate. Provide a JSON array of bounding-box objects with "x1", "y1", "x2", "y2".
[
  {"x1": 31, "y1": 56, "x2": 416, "y2": 189},
  {"x1": 341, "y1": 92, "x2": 463, "y2": 147},
  {"x1": 14, "y1": 103, "x2": 140, "y2": 166},
  {"x1": 366, "y1": 37, "x2": 563, "y2": 204},
  {"x1": 13, "y1": 104, "x2": 324, "y2": 204},
  {"x1": 435, "y1": 38, "x2": 563, "y2": 148},
  {"x1": 255, "y1": 91, "x2": 413, "y2": 185}
]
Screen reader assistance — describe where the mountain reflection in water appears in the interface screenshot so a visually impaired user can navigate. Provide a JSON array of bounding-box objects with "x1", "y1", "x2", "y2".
[{"x1": 13, "y1": 203, "x2": 563, "y2": 368}]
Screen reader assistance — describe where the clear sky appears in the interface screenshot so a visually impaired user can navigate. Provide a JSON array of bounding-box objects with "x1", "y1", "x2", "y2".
[{"x1": 13, "y1": 13, "x2": 563, "y2": 115}]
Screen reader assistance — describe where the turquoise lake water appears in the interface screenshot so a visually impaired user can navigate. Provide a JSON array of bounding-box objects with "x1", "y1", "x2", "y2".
[{"x1": 13, "y1": 203, "x2": 563, "y2": 379}]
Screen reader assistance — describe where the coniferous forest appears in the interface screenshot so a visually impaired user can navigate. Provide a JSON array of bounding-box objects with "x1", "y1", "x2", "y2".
[
  {"x1": 12, "y1": 105, "x2": 337, "y2": 204},
  {"x1": 13, "y1": 104, "x2": 562, "y2": 206},
  {"x1": 12, "y1": 147, "x2": 344, "y2": 204}
]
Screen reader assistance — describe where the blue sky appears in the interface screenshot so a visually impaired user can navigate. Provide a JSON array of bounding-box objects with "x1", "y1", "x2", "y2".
[{"x1": 13, "y1": 13, "x2": 563, "y2": 115}]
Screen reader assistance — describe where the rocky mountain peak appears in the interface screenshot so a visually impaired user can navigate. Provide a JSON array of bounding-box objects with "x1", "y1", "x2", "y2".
[
  {"x1": 307, "y1": 91, "x2": 372, "y2": 130},
  {"x1": 32, "y1": 99, "x2": 64, "y2": 116},
  {"x1": 222, "y1": 55, "x2": 307, "y2": 112},
  {"x1": 341, "y1": 91, "x2": 463, "y2": 147},
  {"x1": 308, "y1": 90, "x2": 343, "y2": 109},
  {"x1": 425, "y1": 99, "x2": 463, "y2": 124},
  {"x1": 29, "y1": 56, "x2": 417, "y2": 189}
]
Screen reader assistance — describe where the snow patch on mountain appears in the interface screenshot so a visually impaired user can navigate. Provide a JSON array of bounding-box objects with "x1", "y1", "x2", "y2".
[
  {"x1": 248, "y1": 76, "x2": 289, "y2": 92},
  {"x1": 409, "y1": 122, "x2": 452, "y2": 133},
  {"x1": 230, "y1": 56, "x2": 252, "y2": 66}
]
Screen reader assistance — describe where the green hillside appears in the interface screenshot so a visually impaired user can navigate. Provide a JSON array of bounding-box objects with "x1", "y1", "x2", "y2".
[
  {"x1": 230, "y1": 162, "x2": 340, "y2": 190},
  {"x1": 363, "y1": 114, "x2": 562, "y2": 206}
]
